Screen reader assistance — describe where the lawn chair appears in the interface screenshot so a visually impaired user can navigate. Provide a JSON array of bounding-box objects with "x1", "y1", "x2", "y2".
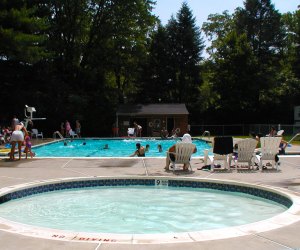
[
  {"x1": 276, "y1": 130, "x2": 284, "y2": 136},
  {"x1": 127, "y1": 128, "x2": 135, "y2": 137},
  {"x1": 69, "y1": 130, "x2": 79, "y2": 138},
  {"x1": 256, "y1": 137, "x2": 282, "y2": 171},
  {"x1": 233, "y1": 138, "x2": 258, "y2": 170},
  {"x1": 31, "y1": 129, "x2": 43, "y2": 139},
  {"x1": 209, "y1": 136, "x2": 233, "y2": 172},
  {"x1": 167, "y1": 142, "x2": 196, "y2": 172}
]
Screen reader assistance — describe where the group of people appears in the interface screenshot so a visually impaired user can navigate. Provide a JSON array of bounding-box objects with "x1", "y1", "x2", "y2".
[
  {"x1": 250, "y1": 126, "x2": 288, "y2": 155},
  {"x1": 129, "y1": 133, "x2": 197, "y2": 171},
  {"x1": 160, "y1": 127, "x2": 181, "y2": 139},
  {"x1": 60, "y1": 120, "x2": 81, "y2": 137},
  {"x1": 129, "y1": 143, "x2": 163, "y2": 157},
  {"x1": 0, "y1": 126, "x2": 11, "y2": 144}
]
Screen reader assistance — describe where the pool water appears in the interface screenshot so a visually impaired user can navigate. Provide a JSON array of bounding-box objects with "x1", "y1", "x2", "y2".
[
  {"x1": 0, "y1": 186, "x2": 286, "y2": 234},
  {"x1": 32, "y1": 139, "x2": 211, "y2": 157}
]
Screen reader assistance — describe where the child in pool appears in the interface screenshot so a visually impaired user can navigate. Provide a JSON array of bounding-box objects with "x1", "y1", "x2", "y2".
[
  {"x1": 158, "y1": 144, "x2": 163, "y2": 152},
  {"x1": 24, "y1": 135, "x2": 35, "y2": 159}
]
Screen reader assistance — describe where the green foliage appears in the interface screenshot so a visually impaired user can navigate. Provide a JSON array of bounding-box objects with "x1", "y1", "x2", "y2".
[
  {"x1": 0, "y1": 0, "x2": 300, "y2": 135},
  {"x1": 0, "y1": 0, "x2": 49, "y2": 63},
  {"x1": 138, "y1": 2, "x2": 205, "y2": 107}
]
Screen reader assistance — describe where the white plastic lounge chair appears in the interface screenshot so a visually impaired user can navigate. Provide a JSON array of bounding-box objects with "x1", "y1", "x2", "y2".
[
  {"x1": 167, "y1": 142, "x2": 196, "y2": 172},
  {"x1": 256, "y1": 137, "x2": 282, "y2": 171},
  {"x1": 69, "y1": 130, "x2": 79, "y2": 138},
  {"x1": 209, "y1": 136, "x2": 233, "y2": 172},
  {"x1": 233, "y1": 138, "x2": 258, "y2": 170},
  {"x1": 276, "y1": 130, "x2": 284, "y2": 136},
  {"x1": 31, "y1": 129, "x2": 43, "y2": 139},
  {"x1": 127, "y1": 128, "x2": 135, "y2": 137}
]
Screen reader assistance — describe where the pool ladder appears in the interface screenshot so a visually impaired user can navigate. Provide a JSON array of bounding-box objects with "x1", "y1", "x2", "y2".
[
  {"x1": 288, "y1": 133, "x2": 300, "y2": 144},
  {"x1": 53, "y1": 131, "x2": 64, "y2": 139},
  {"x1": 201, "y1": 130, "x2": 210, "y2": 140}
]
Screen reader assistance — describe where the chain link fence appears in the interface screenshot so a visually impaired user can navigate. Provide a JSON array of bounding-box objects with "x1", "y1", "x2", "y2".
[{"x1": 190, "y1": 124, "x2": 300, "y2": 136}]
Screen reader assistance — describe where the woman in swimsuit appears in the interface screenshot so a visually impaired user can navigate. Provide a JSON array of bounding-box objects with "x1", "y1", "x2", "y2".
[
  {"x1": 10, "y1": 122, "x2": 27, "y2": 160},
  {"x1": 130, "y1": 143, "x2": 145, "y2": 157}
]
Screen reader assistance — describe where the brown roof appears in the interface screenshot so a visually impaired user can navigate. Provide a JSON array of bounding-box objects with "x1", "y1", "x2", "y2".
[{"x1": 116, "y1": 104, "x2": 189, "y2": 115}]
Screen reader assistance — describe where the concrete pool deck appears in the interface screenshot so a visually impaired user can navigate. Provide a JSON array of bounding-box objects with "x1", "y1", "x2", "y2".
[{"x1": 0, "y1": 153, "x2": 300, "y2": 249}]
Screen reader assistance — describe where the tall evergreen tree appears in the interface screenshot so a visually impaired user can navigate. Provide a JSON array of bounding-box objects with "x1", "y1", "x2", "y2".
[
  {"x1": 0, "y1": 0, "x2": 48, "y2": 63},
  {"x1": 235, "y1": 0, "x2": 283, "y2": 61},
  {"x1": 166, "y1": 2, "x2": 204, "y2": 104},
  {"x1": 0, "y1": 0, "x2": 49, "y2": 120},
  {"x1": 137, "y1": 24, "x2": 171, "y2": 103}
]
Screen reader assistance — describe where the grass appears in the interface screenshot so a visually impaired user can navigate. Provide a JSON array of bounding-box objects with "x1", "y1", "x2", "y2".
[{"x1": 198, "y1": 135, "x2": 300, "y2": 145}]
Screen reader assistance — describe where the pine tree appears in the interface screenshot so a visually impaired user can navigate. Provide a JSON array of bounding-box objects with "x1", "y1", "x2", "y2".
[
  {"x1": 0, "y1": 0, "x2": 48, "y2": 63},
  {"x1": 166, "y1": 2, "x2": 204, "y2": 104}
]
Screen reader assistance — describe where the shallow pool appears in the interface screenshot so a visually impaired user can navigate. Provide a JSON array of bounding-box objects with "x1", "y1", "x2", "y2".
[
  {"x1": 32, "y1": 138, "x2": 211, "y2": 157},
  {"x1": 0, "y1": 185, "x2": 286, "y2": 234}
]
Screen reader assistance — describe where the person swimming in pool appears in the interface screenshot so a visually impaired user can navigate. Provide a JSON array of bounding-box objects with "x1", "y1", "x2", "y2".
[{"x1": 130, "y1": 143, "x2": 145, "y2": 157}]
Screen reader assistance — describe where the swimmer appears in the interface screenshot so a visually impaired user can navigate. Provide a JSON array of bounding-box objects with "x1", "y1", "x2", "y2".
[
  {"x1": 64, "y1": 142, "x2": 68, "y2": 146},
  {"x1": 145, "y1": 144, "x2": 150, "y2": 152},
  {"x1": 158, "y1": 144, "x2": 162, "y2": 152},
  {"x1": 83, "y1": 142, "x2": 86, "y2": 145},
  {"x1": 102, "y1": 144, "x2": 109, "y2": 149}
]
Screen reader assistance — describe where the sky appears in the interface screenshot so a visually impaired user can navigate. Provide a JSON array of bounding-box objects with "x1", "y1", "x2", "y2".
[{"x1": 152, "y1": 0, "x2": 299, "y2": 27}]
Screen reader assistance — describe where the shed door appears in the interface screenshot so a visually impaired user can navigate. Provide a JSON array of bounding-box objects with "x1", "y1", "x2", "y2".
[{"x1": 167, "y1": 117, "x2": 174, "y2": 134}]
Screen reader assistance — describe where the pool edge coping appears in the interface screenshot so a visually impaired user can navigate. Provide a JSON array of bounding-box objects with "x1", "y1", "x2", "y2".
[{"x1": 0, "y1": 176, "x2": 300, "y2": 244}]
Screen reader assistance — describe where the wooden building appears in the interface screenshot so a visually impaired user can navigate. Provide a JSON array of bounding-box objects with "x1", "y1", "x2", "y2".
[{"x1": 115, "y1": 104, "x2": 189, "y2": 137}]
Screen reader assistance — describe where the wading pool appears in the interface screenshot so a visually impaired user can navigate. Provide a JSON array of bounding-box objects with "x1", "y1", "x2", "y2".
[{"x1": 0, "y1": 177, "x2": 296, "y2": 244}]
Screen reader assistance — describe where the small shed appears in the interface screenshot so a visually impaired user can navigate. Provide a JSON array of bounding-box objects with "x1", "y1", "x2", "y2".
[{"x1": 115, "y1": 104, "x2": 189, "y2": 137}]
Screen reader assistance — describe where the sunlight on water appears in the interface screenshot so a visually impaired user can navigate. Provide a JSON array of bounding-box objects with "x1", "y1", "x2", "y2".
[
  {"x1": 0, "y1": 186, "x2": 286, "y2": 234},
  {"x1": 32, "y1": 139, "x2": 211, "y2": 157}
]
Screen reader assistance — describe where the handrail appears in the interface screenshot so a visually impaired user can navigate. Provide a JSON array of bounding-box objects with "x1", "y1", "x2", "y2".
[
  {"x1": 53, "y1": 131, "x2": 64, "y2": 139},
  {"x1": 201, "y1": 130, "x2": 210, "y2": 140},
  {"x1": 287, "y1": 133, "x2": 300, "y2": 144}
]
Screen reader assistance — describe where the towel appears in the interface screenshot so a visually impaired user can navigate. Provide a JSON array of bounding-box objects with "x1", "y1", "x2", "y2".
[
  {"x1": 181, "y1": 133, "x2": 192, "y2": 143},
  {"x1": 213, "y1": 136, "x2": 233, "y2": 155}
]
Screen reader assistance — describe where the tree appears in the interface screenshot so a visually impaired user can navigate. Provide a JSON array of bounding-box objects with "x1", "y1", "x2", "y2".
[
  {"x1": 136, "y1": 24, "x2": 171, "y2": 103},
  {"x1": 166, "y1": 2, "x2": 205, "y2": 104},
  {"x1": 235, "y1": 0, "x2": 283, "y2": 61},
  {"x1": 0, "y1": 0, "x2": 49, "y2": 121},
  {"x1": 0, "y1": 0, "x2": 49, "y2": 63},
  {"x1": 202, "y1": 11, "x2": 234, "y2": 56},
  {"x1": 209, "y1": 32, "x2": 260, "y2": 122},
  {"x1": 282, "y1": 7, "x2": 300, "y2": 79}
]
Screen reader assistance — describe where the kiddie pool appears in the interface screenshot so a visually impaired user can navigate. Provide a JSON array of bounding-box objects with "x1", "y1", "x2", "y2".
[{"x1": 0, "y1": 176, "x2": 299, "y2": 244}]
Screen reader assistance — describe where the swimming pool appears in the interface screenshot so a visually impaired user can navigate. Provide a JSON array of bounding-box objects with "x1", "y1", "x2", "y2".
[
  {"x1": 0, "y1": 185, "x2": 286, "y2": 234},
  {"x1": 32, "y1": 138, "x2": 211, "y2": 157},
  {"x1": 0, "y1": 177, "x2": 298, "y2": 244}
]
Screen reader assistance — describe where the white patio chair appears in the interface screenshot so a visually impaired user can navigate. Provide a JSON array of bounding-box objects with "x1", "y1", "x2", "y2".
[
  {"x1": 276, "y1": 130, "x2": 284, "y2": 136},
  {"x1": 167, "y1": 142, "x2": 196, "y2": 172},
  {"x1": 256, "y1": 137, "x2": 282, "y2": 171},
  {"x1": 209, "y1": 136, "x2": 233, "y2": 172},
  {"x1": 69, "y1": 130, "x2": 79, "y2": 138},
  {"x1": 31, "y1": 129, "x2": 43, "y2": 139},
  {"x1": 233, "y1": 138, "x2": 258, "y2": 170},
  {"x1": 127, "y1": 128, "x2": 135, "y2": 137}
]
